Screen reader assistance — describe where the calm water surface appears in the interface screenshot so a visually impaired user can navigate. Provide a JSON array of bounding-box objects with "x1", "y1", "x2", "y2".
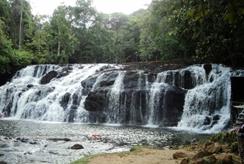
[{"x1": 0, "y1": 119, "x2": 206, "y2": 164}]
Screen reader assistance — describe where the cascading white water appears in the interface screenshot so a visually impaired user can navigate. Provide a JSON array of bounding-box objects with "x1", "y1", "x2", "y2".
[
  {"x1": 177, "y1": 65, "x2": 231, "y2": 133},
  {"x1": 0, "y1": 64, "x2": 234, "y2": 133},
  {"x1": 0, "y1": 64, "x2": 120, "y2": 122},
  {"x1": 147, "y1": 73, "x2": 168, "y2": 126},
  {"x1": 107, "y1": 71, "x2": 125, "y2": 123}
]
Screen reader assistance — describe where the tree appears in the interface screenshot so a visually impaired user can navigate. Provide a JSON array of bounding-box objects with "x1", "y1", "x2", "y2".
[
  {"x1": 9, "y1": 0, "x2": 35, "y2": 49},
  {"x1": 0, "y1": 19, "x2": 14, "y2": 74},
  {"x1": 49, "y1": 6, "x2": 78, "y2": 63}
]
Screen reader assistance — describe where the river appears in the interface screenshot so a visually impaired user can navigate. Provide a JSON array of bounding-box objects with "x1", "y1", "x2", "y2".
[{"x1": 0, "y1": 119, "x2": 206, "y2": 164}]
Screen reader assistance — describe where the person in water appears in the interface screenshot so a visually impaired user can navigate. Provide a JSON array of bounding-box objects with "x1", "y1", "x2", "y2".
[{"x1": 238, "y1": 124, "x2": 244, "y2": 164}]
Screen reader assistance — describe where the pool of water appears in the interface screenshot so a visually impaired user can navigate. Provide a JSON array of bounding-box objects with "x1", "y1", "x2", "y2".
[{"x1": 0, "y1": 119, "x2": 207, "y2": 164}]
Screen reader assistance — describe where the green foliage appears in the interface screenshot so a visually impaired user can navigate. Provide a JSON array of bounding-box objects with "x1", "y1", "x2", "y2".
[
  {"x1": 14, "y1": 49, "x2": 33, "y2": 66},
  {"x1": 0, "y1": 19, "x2": 14, "y2": 74},
  {"x1": 0, "y1": 0, "x2": 244, "y2": 77}
]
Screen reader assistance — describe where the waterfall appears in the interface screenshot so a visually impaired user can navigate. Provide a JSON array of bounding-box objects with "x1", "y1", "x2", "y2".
[
  {"x1": 147, "y1": 73, "x2": 168, "y2": 126},
  {"x1": 0, "y1": 64, "x2": 119, "y2": 122},
  {"x1": 177, "y1": 65, "x2": 231, "y2": 133},
  {"x1": 107, "y1": 71, "x2": 125, "y2": 123},
  {"x1": 0, "y1": 64, "x2": 234, "y2": 133}
]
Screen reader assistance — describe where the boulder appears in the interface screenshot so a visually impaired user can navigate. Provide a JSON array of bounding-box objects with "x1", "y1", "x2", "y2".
[
  {"x1": 161, "y1": 86, "x2": 186, "y2": 126},
  {"x1": 180, "y1": 158, "x2": 190, "y2": 164},
  {"x1": 99, "y1": 72, "x2": 118, "y2": 87},
  {"x1": 71, "y1": 144, "x2": 84, "y2": 150},
  {"x1": 205, "y1": 143, "x2": 223, "y2": 154},
  {"x1": 40, "y1": 71, "x2": 58, "y2": 84},
  {"x1": 123, "y1": 71, "x2": 139, "y2": 89},
  {"x1": 81, "y1": 75, "x2": 98, "y2": 95},
  {"x1": 203, "y1": 64, "x2": 212, "y2": 77},
  {"x1": 84, "y1": 91, "x2": 107, "y2": 112},
  {"x1": 60, "y1": 93, "x2": 71, "y2": 109},
  {"x1": 215, "y1": 153, "x2": 233, "y2": 164},
  {"x1": 192, "y1": 150, "x2": 211, "y2": 160},
  {"x1": 201, "y1": 155, "x2": 217, "y2": 163},
  {"x1": 194, "y1": 156, "x2": 216, "y2": 164},
  {"x1": 56, "y1": 66, "x2": 72, "y2": 78},
  {"x1": 173, "y1": 152, "x2": 189, "y2": 159},
  {"x1": 203, "y1": 116, "x2": 211, "y2": 125}
]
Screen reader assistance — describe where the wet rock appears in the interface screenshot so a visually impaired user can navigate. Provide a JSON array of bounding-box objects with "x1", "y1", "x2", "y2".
[
  {"x1": 70, "y1": 144, "x2": 84, "y2": 150},
  {"x1": 0, "y1": 161, "x2": 7, "y2": 164},
  {"x1": 27, "y1": 84, "x2": 34, "y2": 88},
  {"x1": 181, "y1": 70, "x2": 194, "y2": 89},
  {"x1": 85, "y1": 91, "x2": 106, "y2": 112},
  {"x1": 16, "y1": 137, "x2": 29, "y2": 143},
  {"x1": 40, "y1": 71, "x2": 58, "y2": 84},
  {"x1": 211, "y1": 115, "x2": 220, "y2": 125},
  {"x1": 49, "y1": 151, "x2": 59, "y2": 155},
  {"x1": 161, "y1": 86, "x2": 186, "y2": 126},
  {"x1": 81, "y1": 75, "x2": 98, "y2": 95},
  {"x1": 67, "y1": 108, "x2": 76, "y2": 122},
  {"x1": 99, "y1": 72, "x2": 118, "y2": 87},
  {"x1": 72, "y1": 93, "x2": 80, "y2": 106},
  {"x1": 173, "y1": 152, "x2": 189, "y2": 159},
  {"x1": 29, "y1": 141, "x2": 38, "y2": 145},
  {"x1": 203, "y1": 64, "x2": 212, "y2": 77},
  {"x1": 123, "y1": 71, "x2": 139, "y2": 89},
  {"x1": 47, "y1": 138, "x2": 71, "y2": 142},
  {"x1": 24, "y1": 151, "x2": 32, "y2": 155},
  {"x1": 203, "y1": 116, "x2": 211, "y2": 125},
  {"x1": 60, "y1": 93, "x2": 71, "y2": 109},
  {"x1": 56, "y1": 66, "x2": 72, "y2": 78}
]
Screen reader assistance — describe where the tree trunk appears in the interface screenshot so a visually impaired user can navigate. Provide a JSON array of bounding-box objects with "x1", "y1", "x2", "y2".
[
  {"x1": 57, "y1": 29, "x2": 61, "y2": 57},
  {"x1": 57, "y1": 40, "x2": 61, "y2": 57},
  {"x1": 18, "y1": 0, "x2": 23, "y2": 49}
]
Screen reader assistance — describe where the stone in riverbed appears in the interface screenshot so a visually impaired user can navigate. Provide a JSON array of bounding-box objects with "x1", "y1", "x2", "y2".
[
  {"x1": 70, "y1": 144, "x2": 84, "y2": 150},
  {"x1": 47, "y1": 138, "x2": 71, "y2": 142},
  {"x1": 16, "y1": 137, "x2": 29, "y2": 143}
]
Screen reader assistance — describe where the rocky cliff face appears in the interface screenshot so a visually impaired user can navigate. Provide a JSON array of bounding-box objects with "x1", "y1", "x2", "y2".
[{"x1": 0, "y1": 64, "x2": 233, "y2": 133}]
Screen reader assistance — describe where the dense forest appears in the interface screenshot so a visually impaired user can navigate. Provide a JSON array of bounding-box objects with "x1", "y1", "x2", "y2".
[{"x1": 0, "y1": 0, "x2": 244, "y2": 78}]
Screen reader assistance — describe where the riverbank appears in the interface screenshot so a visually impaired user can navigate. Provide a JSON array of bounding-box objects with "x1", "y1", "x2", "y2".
[
  {"x1": 72, "y1": 131, "x2": 242, "y2": 164},
  {"x1": 72, "y1": 147, "x2": 194, "y2": 164}
]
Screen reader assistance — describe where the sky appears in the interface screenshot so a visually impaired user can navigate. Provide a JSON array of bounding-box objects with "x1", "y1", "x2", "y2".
[{"x1": 29, "y1": 0, "x2": 152, "y2": 16}]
